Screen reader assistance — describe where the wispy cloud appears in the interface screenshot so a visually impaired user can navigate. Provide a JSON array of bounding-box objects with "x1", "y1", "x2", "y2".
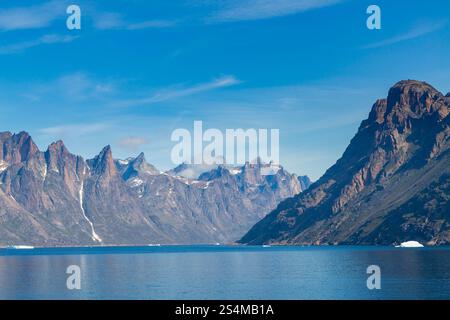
[
  {"x1": 118, "y1": 136, "x2": 150, "y2": 152},
  {"x1": 94, "y1": 12, "x2": 176, "y2": 30},
  {"x1": 21, "y1": 72, "x2": 116, "y2": 103},
  {"x1": 207, "y1": 0, "x2": 342, "y2": 23},
  {"x1": 38, "y1": 123, "x2": 110, "y2": 137},
  {"x1": 0, "y1": 1, "x2": 65, "y2": 31},
  {"x1": 115, "y1": 75, "x2": 241, "y2": 107},
  {"x1": 0, "y1": 34, "x2": 77, "y2": 55},
  {"x1": 363, "y1": 20, "x2": 448, "y2": 49}
]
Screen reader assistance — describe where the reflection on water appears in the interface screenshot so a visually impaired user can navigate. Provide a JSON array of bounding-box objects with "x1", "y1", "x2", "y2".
[{"x1": 0, "y1": 246, "x2": 449, "y2": 300}]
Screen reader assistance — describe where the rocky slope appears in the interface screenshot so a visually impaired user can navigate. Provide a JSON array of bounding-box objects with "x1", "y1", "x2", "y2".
[
  {"x1": 0, "y1": 134, "x2": 305, "y2": 246},
  {"x1": 240, "y1": 80, "x2": 450, "y2": 246}
]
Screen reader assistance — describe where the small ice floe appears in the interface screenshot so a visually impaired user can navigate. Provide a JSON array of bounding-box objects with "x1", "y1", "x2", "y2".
[
  {"x1": 395, "y1": 241, "x2": 424, "y2": 248},
  {"x1": 7, "y1": 245, "x2": 35, "y2": 250}
]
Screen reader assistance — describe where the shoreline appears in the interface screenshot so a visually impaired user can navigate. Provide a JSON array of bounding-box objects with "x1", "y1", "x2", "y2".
[{"x1": 1, "y1": 243, "x2": 448, "y2": 251}]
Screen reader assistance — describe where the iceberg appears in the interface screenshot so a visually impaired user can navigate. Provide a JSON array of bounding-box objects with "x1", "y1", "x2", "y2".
[
  {"x1": 395, "y1": 241, "x2": 424, "y2": 248},
  {"x1": 7, "y1": 245, "x2": 35, "y2": 250}
]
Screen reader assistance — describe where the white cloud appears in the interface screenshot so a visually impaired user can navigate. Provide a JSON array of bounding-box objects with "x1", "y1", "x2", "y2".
[
  {"x1": 115, "y1": 75, "x2": 241, "y2": 107},
  {"x1": 38, "y1": 123, "x2": 110, "y2": 137},
  {"x1": 0, "y1": 34, "x2": 78, "y2": 55},
  {"x1": 118, "y1": 136, "x2": 150, "y2": 152},
  {"x1": 21, "y1": 72, "x2": 116, "y2": 102},
  {"x1": 363, "y1": 20, "x2": 448, "y2": 49},
  {"x1": 0, "y1": 1, "x2": 65, "y2": 31},
  {"x1": 207, "y1": 0, "x2": 342, "y2": 23}
]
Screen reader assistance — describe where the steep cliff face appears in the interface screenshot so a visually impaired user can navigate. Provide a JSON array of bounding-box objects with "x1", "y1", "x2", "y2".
[
  {"x1": 0, "y1": 134, "x2": 96, "y2": 246},
  {"x1": 240, "y1": 80, "x2": 450, "y2": 246},
  {"x1": 0, "y1": 134, "x2": 305, "y2": 246}
]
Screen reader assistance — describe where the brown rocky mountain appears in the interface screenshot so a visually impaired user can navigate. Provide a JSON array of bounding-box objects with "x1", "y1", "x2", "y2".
[
  {"x1": 240, "y1": 80, "x2": 450, "y2": 246},
  {"x1": 0, "y1": 133, "x2": 304, "y2": 246}
]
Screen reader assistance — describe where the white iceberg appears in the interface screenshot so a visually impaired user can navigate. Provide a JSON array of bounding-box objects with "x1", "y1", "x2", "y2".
[
  {"x1": 395, "y1": 241, "x2": 424, "y2": 248},
  {"x1": 7, "y1": 245, "x2": 35, "y2": 250}
]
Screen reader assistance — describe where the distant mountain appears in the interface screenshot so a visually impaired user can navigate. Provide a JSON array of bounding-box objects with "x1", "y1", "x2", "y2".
[
  {"x1": 0, "y1": 134, "x2": 307, "y2": 246},
  {"x1": 166, "y1": 162, "x2": 218, "y2": 179},
  {"x1": 240, "y1": 80, "x2": 450, "y2": 246},
  {"x1": 298, "y1": 175, "x2": 312, "y2": 191}
]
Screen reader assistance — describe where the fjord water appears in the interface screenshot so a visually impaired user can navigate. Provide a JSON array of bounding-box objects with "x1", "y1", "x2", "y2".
[{"x1": 0, "y1": 246, "x2": 449, "y2": 300}]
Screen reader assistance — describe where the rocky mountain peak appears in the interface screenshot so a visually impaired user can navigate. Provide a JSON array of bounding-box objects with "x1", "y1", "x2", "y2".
[
  {"x1": 45, "y1": 140, "x2": 81, "y2": 175},
  {"x1": 386, "y1": 80, "x2": 443, "y2": 118},
  {"x1": 47, "y1": 140, "x2": 69, "y2": 155},
  {"x1": 241, "y1": 80, "x2": 450, "y2": 246},
  {"x1": 357, "y1": 81, "x2": 449, "y2": 162},
  {"x1": 134, "y1": 152, "x2": 146, "y2": 163},
  {"x1": 0, "y1": 131, "x2": 39, "y2": 163},
  {"x1": 120, "y1": 152, "x2": 160, "y2": 180},
  {"x1": 89, "y1": 145, "x2": 117, "y2": 177},
  {"x1": 15, "y1": 131, "x2": 39, "y2": 160},
  {"x1": 334, "y1": 81, "x2": 449, "y2": 201}
]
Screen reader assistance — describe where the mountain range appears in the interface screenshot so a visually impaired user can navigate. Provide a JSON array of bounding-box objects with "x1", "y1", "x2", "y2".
[
  {"x1": 240, "y1": 80, "x2": 450, "y2": 246},
  {"x1": 2, "y1": 80, "x2": 448, "y2": 247},
  {"x1": 0, "y1": 133, "x2": 307, "y2": 246}
]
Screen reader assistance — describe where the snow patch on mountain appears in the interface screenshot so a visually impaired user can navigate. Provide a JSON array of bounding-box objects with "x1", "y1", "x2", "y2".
[{"x1": 0, "y1": 160, "x2": 8, "y2": 173}]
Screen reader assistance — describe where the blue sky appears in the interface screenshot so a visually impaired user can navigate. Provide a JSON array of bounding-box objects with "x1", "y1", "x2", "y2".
[{"x1": 0, "y1": 0, "x2": 449, "y2": 180}]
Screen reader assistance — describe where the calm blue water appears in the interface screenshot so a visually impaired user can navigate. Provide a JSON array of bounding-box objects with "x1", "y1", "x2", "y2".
[{"x1": 0, "y1": 245, "x2": 449, "y2": 300}]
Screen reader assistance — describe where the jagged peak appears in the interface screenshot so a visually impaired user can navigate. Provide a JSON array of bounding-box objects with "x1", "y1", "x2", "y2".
[
  {"x1": 12, "y1": 131, "x2": 35, "y2": 146},
  {"x1": 88, "y1": 145, "x2": 117, "y2": 176},
  {"x1": 133, "y1": 152, "x2": 146, "y2": 164},
  {"x1": 1, "y1": 131, "x2": 39, "y2": 163},
  {"x1": 13, "y1": 131, "x2": 31, "y2": 139},
  {"x1": 99, "y1": 145, "x2": 113, "y2": 158},
  {"x1": 51, "y1": 140, "x2": 65, "y2": 147},
  {"x1": 47, "y1": 140, "x2": 68, "y2": 154}
]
